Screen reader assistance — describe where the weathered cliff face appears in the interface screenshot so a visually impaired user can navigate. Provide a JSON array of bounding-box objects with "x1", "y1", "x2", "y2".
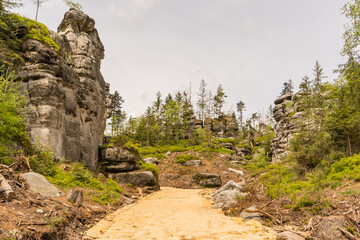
[{"x1": 19, "y1": 9, "x2": 109, "y2": 170}]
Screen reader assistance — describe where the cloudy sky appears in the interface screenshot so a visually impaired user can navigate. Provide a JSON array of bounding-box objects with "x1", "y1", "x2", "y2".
[{"x1": 17, "y1": 0, "x2": 346, "y2": 119}]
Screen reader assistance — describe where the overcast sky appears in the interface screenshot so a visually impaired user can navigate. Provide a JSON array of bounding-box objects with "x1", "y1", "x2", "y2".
[{"x1": 17, "y1": 0, "x2": 346, "y2": 119}]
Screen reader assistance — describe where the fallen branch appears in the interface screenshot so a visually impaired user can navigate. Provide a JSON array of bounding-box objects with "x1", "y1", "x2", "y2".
[
  {"x1": 0, "y1": 173, "x2": 15, "y2": 199},
  {"x1": 20, "y1": 222, "x2": 48, "y2": 226},
  {"x1": 244, "y1": 208, "x2": 281, "y2": 225},
  {"x1": 337, "y1": 227, "x2": 357, "y2": 240},
  {"x1": 304, "y1": 218, "x2": 313, "y2": 231}
]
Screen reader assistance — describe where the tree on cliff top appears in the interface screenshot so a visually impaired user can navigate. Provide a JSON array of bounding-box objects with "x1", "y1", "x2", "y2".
[
  {"x1": 214, "y1": 84, "x2": 227, "y2": 117},
  {"x1": 197, "y1": 79, "x2": 208, "y2": 123},
  {"x1": 0, "y1": 0, "x2": 22, "y2": 15}
]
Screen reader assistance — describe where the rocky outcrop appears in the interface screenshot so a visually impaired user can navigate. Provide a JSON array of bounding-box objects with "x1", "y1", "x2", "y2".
[
  {"x1": 271, "y1": 93, "x2": 297, "y2": 162},
  {"x1": 101, "y1": 147, "x2": 160, "y2": 189},
  {"x1": 20, "y1": 9, "x2": 109, "y2": 170},
  {"x1": 101, "y1": 147, "x2": 141, "y2": 173}
]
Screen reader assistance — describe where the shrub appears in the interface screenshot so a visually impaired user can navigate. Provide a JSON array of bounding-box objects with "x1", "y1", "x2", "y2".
[{"x1": 0, "y1": 69, "x2": 29, "y2": 158}]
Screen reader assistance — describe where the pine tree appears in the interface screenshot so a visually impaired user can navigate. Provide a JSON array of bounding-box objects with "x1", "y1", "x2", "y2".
[
  {"x1": 197, "y1": 79, "x2": 208, "y2": 123},
  {"x1": 214, "y1": 84, "x2": 227, "y2": 117},
  {"x1": 110, "y1": 91, "x2": 126, "y2": 136},
  {"x1": 236, "y1": 100, "x2": 246, "y2": 129}
]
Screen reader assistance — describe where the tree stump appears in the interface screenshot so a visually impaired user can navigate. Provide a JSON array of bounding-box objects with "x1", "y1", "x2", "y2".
[
  {"x1": 67, "y1": 189, "x2": 83, "y2": 206},
  {"x1": 0, "y1": 173, "x2": 16, "y2": 199}
]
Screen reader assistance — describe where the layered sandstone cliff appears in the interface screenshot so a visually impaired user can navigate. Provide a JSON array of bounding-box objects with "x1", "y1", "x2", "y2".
[{"x1": 19, "y1": 9, "x2": 109, "y2": 170}]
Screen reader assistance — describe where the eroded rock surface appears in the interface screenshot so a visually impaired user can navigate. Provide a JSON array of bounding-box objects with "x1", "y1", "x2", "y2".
[{"x1": 20, "y1": 9, "x2": 109, "y2": 170}]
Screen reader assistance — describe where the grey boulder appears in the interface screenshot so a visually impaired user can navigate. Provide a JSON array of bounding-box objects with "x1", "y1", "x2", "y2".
[
  {"x1": 143, "y1": 157, "x2": 159, "y2": 165},
  {"x1": 110, "y1": 171, "x2": 160, "y2": 190},
  {"x1": 192, "y1": 173, "x2": 221, "y2": 188},
  {"x1": 239, "y1": 206, "x2": 261, "y2": 222},
  {"x1": 213, "y1": 190, "x2": 245, "y2": 209},
  {"x1": 21, "y1": 172, "x2": 62, "y2": 198},
  {"x1": 311, "y1": 216, "x2": 351, "y2": 240}
]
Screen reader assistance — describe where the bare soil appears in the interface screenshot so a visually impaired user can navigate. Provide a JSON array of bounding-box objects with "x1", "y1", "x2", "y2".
[{"x1": 83, "y1": 187, "x2": 276, "y2": 240}]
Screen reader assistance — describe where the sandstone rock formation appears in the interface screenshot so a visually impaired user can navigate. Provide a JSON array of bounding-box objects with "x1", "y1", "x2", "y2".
[
  {"x1": 271, "y1": 93, "x2": 296, "y2": 162},
  {"x1": 20, "y1": 9, "x2": 109, "y2": 170},
  {"x1": 191, "y1": 115, "x2": 239, "y2": 138},
  {"x1": 101, "y1": 147, "x2": 160, "y2": 189}
]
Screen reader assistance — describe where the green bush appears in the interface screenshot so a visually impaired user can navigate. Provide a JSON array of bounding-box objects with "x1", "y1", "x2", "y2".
[
  {"x1": 176, "y1": 154, "x2": 200, "y2": 164},
  {"x1": 0, "y1": 69, "x2": 29, "y2": 158},
  {"x1": 326, "y1": 153, "x2": 360, "y2": 182},
  {"x1": 138, "y1": 161, "x2": 159, "y2": 176},
  {"x1": 124, "y1": 142, "x2": 140, "y2": 152},
  {"x1": 28, "y1": 146, "x2": 57, "y2": 177},
  {"x1": 218, "y1": 138, "x2": 235, "y2": 144}
]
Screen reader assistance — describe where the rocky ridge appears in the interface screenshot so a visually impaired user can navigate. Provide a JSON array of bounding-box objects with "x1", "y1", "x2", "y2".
[{"x1": 19, "y1": 9, "x2": 110, "y2": 170}]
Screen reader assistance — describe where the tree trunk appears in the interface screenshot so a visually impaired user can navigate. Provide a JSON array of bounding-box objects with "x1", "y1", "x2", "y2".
[{"x1": 35, "y1": 1, "x2": 40, "y2": 21}]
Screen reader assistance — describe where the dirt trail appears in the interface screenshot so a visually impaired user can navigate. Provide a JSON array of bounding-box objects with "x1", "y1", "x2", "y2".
[{"x1": 83, "y1": 187, "x2": 276, "y2": 240}]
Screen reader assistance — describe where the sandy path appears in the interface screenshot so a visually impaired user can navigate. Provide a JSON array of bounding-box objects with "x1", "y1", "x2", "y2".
[{"x1": 83, "y1": 187, "x2": 275, "y2": 240}]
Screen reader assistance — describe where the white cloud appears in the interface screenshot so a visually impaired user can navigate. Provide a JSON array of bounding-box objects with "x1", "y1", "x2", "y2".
[{"x1": 108, "y1": 0, "x2": 159, "y2": 23}]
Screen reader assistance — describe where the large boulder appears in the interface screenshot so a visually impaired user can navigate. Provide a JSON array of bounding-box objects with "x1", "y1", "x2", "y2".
[
  {"x1": 213, "y1": 190, "x2": 245, "y2": 209},
  {"x1": 213, "y1": 181, "x2": 245, "y2": 209},
  {"x1": 311, "y1": 216, "x2": 351, "y2": 240},
  {"x1": 21, "y1": 172, "x2": 62, "y2": 198},
  {"x1": 192, "y1": 173, "x2": 221, "y2": 187},
  {"x1": 110, "y1": 171, "x2": 160, "y2": 190}
]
